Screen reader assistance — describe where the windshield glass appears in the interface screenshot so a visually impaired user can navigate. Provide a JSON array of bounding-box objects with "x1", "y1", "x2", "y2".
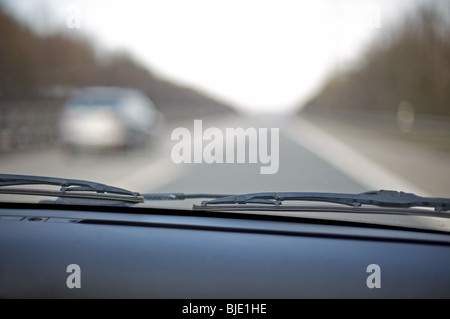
[{"x1": 0, "y1": 0, "x2": 449, "y2": 218}]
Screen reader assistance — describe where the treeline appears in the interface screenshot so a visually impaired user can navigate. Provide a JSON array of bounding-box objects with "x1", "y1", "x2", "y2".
[
  {"x1": 300, "y1": 3, "x2": 450, "y2": 118},
  {"x1": 0, "y1": 5, "x2": 234, "y2": 119}
]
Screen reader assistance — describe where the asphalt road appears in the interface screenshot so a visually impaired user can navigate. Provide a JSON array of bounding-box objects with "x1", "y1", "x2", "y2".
[{"x1": 1, "y1": 113, "x2": 447, "y2": 204}]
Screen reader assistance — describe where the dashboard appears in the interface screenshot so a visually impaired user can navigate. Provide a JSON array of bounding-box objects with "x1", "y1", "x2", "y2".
[{"x1": 1, "y1": 202, "x2": 450, "y2": 300}]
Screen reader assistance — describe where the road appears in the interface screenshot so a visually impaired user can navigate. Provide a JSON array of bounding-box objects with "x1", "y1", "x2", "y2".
[{"x1": 1, "y1": 113, "x2": 448, "y2": 203}]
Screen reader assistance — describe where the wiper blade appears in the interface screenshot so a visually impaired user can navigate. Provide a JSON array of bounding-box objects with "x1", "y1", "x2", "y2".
[
  {"x1": 0, "y1": 174, "x2": 142, "y2": 203},
  {"x1": 199, "y1": 190, "x2": 450, "y2": 212}
]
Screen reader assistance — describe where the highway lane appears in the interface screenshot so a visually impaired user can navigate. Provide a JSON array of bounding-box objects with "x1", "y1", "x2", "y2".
[
  {"x1": 152, "y1": 126, "x2": 367, "y2": 194},
  {"x1": 145, "y1": 114, "x2": 431, "y2": 204}
]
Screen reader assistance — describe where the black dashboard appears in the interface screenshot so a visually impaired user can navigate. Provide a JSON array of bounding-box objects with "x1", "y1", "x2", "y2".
[{"x1": 1, "y1": 203, "x2": 450, "y2": 300}]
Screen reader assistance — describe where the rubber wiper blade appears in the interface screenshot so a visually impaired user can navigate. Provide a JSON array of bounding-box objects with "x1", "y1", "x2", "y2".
[
  {"x1": 0, "y1": 174, "x2": 142, "y2": 203},
  {"x1": 200, "y1": 190, "x2": 450, "y2": 212}
]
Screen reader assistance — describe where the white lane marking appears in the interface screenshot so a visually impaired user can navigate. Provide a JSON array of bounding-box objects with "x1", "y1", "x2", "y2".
[{"x1": 283, "y1": 117, "x2": 429, "y2": 195}]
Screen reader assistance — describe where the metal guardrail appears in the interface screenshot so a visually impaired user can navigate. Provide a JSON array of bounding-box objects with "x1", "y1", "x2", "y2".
[
  {"x1": 0, "y1": 99, "x2": 63, "y2": 152},
  {"x1": 302, "y1": 108, "x2": 450, "y2": 135}
]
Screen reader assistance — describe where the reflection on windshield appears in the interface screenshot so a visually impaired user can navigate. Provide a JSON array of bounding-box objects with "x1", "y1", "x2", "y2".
[{"x1": 0, "y1": 0, "x2": 449, "y2": 202}]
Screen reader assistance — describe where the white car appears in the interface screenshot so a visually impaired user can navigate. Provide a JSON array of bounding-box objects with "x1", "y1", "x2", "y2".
[{"x1": 58, "y1": 87, "x2": 164, "y2": 151}]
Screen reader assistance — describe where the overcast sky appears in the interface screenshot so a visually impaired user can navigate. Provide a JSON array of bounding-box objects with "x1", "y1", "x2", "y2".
[{"x1": 1, "y1": 0, "x2": 424, "y2": 113}]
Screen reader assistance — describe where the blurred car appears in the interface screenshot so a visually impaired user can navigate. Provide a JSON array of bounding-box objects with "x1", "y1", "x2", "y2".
[{"x1": 58, "y1": 87, "x2": 164, "y2": 151}]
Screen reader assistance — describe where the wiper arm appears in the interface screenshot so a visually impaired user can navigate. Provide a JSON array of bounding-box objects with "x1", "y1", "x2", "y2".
[
  {"x1": 199, "y1": 190, "x2": 450, "y2": 212},
  {"x1": 0, "y1": 174, "x2": 142, "y2": 203},
  {"x1": 142, "y1": 193, "x2": 232, "y2": 201}
]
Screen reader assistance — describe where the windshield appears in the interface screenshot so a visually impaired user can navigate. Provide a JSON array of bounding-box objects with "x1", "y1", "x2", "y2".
[{"x1": 0, "y1": 1, "x2": 449, "y2": 220}]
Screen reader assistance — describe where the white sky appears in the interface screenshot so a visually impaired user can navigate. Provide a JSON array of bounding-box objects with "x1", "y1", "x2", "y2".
[{"x1": 1, "y1": 0, "x2": 422, "y2": 114}]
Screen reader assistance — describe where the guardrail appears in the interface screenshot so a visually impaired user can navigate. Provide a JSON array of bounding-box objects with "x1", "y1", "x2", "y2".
[
  {"x1": 0, "y1": 99, "x2": 64, "y2": 152},
  {"x1": 301, "y1": 108, "x2": 450, "y2": 135}
]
